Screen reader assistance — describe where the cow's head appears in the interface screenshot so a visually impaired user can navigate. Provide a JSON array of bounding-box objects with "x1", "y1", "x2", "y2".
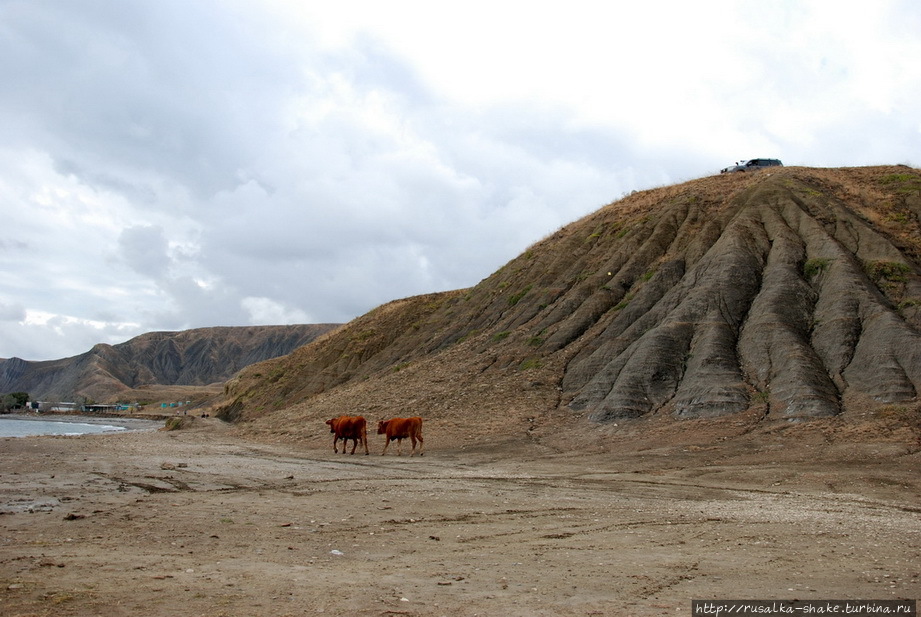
[
  {"x1": 325, "y1": 418, "x2": 337, "y2": 433},
  {"x1": 377, "y1": 420, "x2": 389, "y2": 434}
]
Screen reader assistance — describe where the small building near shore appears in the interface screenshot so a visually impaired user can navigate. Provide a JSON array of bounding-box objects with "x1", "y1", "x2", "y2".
[{"x1": 82, "y1": 404, "x2": 120, "y2": 414}]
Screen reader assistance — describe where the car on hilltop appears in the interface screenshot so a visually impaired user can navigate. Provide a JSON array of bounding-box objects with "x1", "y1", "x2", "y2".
[{"x1": 720, "y1": 158, "x2": 783, "y2": 173}]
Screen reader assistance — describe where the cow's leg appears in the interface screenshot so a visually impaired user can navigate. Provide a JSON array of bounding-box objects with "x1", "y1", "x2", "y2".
[
  {"x1": 409, "y1": 435, "x2": 417, "y2": 456},
  {"x1": 349, "y1": 437, "x2": 358, "y2": 455},
  {"x1": 381, "y1": 438, "x2": 391, "y2": 456},
  {"x1": 417, "y1": 432, "x2": 424, "y2": 456},
  {"x1": 362, "y1": 433, "x2": 370, "y2": 455},
  {"x1": 397, "y1": 437, "x2": 403, "y2": 456},
  {"x1": 332, "y1": 435, "x2": 339, "y2": 454}
]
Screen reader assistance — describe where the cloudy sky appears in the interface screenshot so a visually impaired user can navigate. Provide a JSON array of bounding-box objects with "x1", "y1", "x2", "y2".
[{"x1": 1, "y1": 0, "x2": 919, "y2": 361}]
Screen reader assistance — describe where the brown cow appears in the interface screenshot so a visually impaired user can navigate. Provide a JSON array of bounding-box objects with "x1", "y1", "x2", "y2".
[
  {"x1": 325, "y1": 416, "x2": 369, "y2": 455},
  {"x1": 377, "y1": 417, "x2": 424, "y2": 456}
]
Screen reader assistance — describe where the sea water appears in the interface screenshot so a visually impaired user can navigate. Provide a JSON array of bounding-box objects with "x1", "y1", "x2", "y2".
[{"x1": 0, "y1": 415, "x2": 148, "y2": 438}]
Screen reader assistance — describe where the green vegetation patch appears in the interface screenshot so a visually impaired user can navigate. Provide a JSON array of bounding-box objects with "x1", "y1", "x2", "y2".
[
  {"x1": 872, "y1": 404, "x2": 920, "y2": 421},
  {"x1": 865, "y1": 260, "x2": 911, "y2": 283},
  {"x1": 882, "y1": 173, "x2": 917, "y2": 183},
  {"x1": 456, "y1": 328, "x2": 480, "y2": 344},
  {"x1": 885, "y1": 210, "x2": 912, "y2": 224},
  {"x1": 353, "y1": 329, "x2": 375, "y2": 341},
  {"x1": 803, "y1": 258, "x2": 831, "y2": 279},
  {"x1": 1, "y1": 391, "x2": 29, "y2": 411},
  {"x1": 613, "y1": 292, "x2": 635, "y2": 311},
  {"x1": 164, "y1": 416, "x2": 195, "y2": 431},
  {"x1": 519, "y1": 358, "x2": 543, "y2": 371},
  {"x1": 881, "y1": 172, "x2": 921, "y2": 193},
  {"x1": 508, "y1": 284, "x2": 533, "y2": 306},
  {"x1": 586, "y1": 227, "x2": 604, "y2": 242}
]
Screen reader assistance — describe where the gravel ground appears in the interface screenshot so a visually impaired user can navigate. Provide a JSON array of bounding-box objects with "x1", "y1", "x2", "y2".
[{"x1": 1, "y1": 418, "x2": 919, "y2": 616}]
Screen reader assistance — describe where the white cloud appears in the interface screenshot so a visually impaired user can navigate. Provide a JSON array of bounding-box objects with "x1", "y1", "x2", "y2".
[
  {"x1": 0, "y1": 0, "x2": 919, "y2": 360},
  {"x1": 242, "y1": 297, "x2": 311, "y2": 325},
  {"x1": 4, "y1": 309, "x2": 141, "y2": 361}
]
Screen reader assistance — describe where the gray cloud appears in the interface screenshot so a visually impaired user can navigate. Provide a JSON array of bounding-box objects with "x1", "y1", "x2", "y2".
[
  {"x1": 0, "y1": 299, "x2": 26, "y2": 322},
  {"x1": 1, "y1": 1, "x2": 303, "y2": 200},
  {"x1": 118, "y1": 225, "x2": 170, "y2": 279}
]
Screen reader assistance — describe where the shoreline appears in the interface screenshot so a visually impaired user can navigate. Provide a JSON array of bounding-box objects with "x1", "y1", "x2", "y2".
[{"x1": 0, "y1": 412, "x2": 165, "y2": 433}]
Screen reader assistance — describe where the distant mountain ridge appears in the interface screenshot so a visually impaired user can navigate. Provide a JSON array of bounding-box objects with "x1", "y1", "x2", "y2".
[{"x1": 0, "y1": 324, "x2": 339, "y2": 401}]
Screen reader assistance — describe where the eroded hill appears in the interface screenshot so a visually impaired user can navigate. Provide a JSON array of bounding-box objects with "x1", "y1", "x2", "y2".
[{"x1": 219, "y1": 167, "x2": 921, "y2": 446}]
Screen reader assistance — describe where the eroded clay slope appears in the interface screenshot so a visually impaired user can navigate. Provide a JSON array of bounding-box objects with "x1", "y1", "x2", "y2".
[
  {"x1": 562, "y1": 173, "x2": 921, "y2": 420},
  {"x1": 220, "y1": 167, "x2": 921, "y2": 426}
]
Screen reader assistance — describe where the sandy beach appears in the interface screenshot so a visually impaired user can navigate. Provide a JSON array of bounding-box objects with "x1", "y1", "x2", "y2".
[{"x1": 2, "y1": 416, "x2": 920, "y2": 616}]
